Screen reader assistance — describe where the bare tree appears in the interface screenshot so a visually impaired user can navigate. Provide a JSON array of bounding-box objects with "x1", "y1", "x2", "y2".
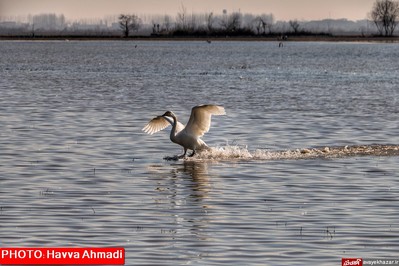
[
  {"x1": 119, "y1": 14, "x2": 141, "y2": 37},
  {"x1": 252, "y1": 14, "x2": 274, "y2": 35},
  {"x1": 176, "y1": 4, "x2": 188, "y2": 30},
  {"x1": 289, "y1": 20, "x2": 300, "y2": 34},
  {"x1": 206, "y1": 12, "x2": 215, "y2": 32},
  {"x1": 253, "y1": 16, "x2": 263, "y2": 35},
  {"x1": 163, "y1": 15, "x2": 172, "y2": 33},
  {"x1": 370, "y1": 0, "x2": 399, "y2": 36},
  {"x1": 220, "y1": 12, "x2": 242, "y2": 32},
  {"x1": 264, "y1": 13, "x2": 275, "y2": 34},
  {"x1": 188, "y1": 13, "x2": 197, "y2": 32}
]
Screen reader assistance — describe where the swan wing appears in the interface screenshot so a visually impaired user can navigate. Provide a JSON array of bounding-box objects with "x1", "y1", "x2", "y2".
[
  {"x1": 142, "y1": 116, "x2": 185, "y2": 135},
  {"x1": 174, "y1": 120, "x2": 185, "y2": 134},
  {"x1": 184, "y1": 105, "x2": 226, "y2": 137}
]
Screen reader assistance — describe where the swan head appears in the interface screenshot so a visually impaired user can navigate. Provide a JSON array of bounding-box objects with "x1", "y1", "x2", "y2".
[{"x1": 162, "y1": 111, "x2": 176, "y2": 118}]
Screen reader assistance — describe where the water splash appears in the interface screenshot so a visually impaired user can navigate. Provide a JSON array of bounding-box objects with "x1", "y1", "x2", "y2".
[{"x1": 177, "y1": 144, "x2": 399, "y2": 161}]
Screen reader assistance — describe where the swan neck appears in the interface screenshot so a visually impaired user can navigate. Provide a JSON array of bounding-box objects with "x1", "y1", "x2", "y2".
[{"x1": 170, "y1": 115, "x2": 178, "y2": 139}]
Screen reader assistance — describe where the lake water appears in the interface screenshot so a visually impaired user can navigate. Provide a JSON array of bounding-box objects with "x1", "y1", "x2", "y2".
[{"x1": 0, "y1": 40, "x2": 398, "y2": 265}]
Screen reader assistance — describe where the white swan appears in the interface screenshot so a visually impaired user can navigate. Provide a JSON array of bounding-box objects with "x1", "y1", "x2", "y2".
[{"x1": 143, "y1": 105, "x2": 226, "y2": 158}]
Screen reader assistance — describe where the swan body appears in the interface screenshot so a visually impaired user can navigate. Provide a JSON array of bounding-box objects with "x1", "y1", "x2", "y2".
[{"x1": 143, "y1": 105, "x2": 226, "y2": 158}]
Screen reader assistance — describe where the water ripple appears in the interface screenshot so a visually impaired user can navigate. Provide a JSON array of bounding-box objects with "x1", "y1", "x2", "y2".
[{"x1": 1, "y1": 41, "x2": 399, "y2": 265}]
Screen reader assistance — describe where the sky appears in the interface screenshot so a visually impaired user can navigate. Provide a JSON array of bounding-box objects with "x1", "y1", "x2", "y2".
[{"x1": 0, "y1": 0, "x2": 375, "y2": 21}]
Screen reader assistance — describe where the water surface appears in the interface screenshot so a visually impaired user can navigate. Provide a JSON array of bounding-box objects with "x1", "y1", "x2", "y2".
[{"x1": 1, "y1": 40, "x2": 398, "y2": 265}]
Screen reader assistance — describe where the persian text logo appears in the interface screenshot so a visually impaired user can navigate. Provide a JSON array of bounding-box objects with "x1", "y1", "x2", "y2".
[{"x1": 342, "y1": 258, "x2": 363, "y2": 266}]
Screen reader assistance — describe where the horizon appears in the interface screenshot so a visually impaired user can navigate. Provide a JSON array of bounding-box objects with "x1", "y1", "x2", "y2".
[{"x1": 0, "y1": 0, "x2": 375, "y2": 22}]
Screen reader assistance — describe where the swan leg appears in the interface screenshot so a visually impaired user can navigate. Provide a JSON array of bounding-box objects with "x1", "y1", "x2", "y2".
[
  {"x1": 177, "y1": 148, "x2": 187, "y2": 159},
  {"x1": 188, "y1": 150, "x2": 196, "y2": 157}
]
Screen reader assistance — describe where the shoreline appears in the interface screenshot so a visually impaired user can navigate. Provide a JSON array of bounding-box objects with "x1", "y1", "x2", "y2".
[{"x1": 1, "y1": 35, "x2": 398, "y2": 43}]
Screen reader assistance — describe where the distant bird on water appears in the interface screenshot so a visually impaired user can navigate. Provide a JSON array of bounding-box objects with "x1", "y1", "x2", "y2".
[{"x1": 143, "y1": 105, "x2": 226, "y2": 158}]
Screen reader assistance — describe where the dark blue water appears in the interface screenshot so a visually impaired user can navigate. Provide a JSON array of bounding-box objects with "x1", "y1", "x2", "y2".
[{"x1": 0, "y1": 40, "x2": 398, "y2": 265}]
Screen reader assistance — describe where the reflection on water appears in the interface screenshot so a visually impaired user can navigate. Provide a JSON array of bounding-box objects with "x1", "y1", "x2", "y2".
[
  {"x1": 1, "y1": 41, "x2": 399, "y2": 265},
  {"x1": 150, "y1": 160, "x2": 211, "y2": 201},
  {"x1": 178, "y1": 161, "x2": 211, "y2": 198},
  {"x1": 146, "y1": 161, "x2": 213, "y2": 263}
]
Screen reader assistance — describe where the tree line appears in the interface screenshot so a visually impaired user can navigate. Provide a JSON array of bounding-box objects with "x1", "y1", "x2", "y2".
[
  {"x1": 118, "y1": 0, "x2": 399, "y2": 37},
  {"x1": 117, "y1": 11, "x2": 277, "y2": 38},
  {"x1": 1, "y1": 0, "x2": 398, "y2": 38}
]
